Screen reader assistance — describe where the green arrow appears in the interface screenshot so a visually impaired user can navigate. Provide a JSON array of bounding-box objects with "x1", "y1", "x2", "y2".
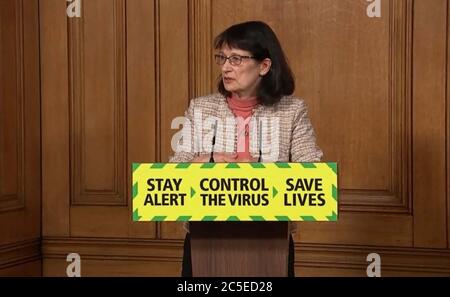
[{"x1": 272, "y1": 186, "x2": 278, "y2": 198}]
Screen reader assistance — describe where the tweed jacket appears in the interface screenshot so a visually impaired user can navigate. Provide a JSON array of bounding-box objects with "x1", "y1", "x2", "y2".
[
  {"x1": 169, "y1": 93, "x2": 323, "y2": 234},
  {"x1": 169, "y1": 93, "x2": 323, "y2": 163}
]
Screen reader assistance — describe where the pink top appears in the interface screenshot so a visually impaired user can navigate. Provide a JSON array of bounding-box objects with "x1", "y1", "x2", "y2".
[{"x1": 226, "y1": 94, "x2": 258, "y2": 161}]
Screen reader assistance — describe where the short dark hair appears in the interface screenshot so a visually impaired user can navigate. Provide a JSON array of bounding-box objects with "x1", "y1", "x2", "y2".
[{"x1": 214, "y1": 21, "x2": 295, "y2": 106}]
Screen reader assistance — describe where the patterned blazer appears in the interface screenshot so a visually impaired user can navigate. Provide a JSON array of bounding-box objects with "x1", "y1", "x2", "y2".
[{"x1": 169, "y1": 93, "x2": 323, "y2": 163}]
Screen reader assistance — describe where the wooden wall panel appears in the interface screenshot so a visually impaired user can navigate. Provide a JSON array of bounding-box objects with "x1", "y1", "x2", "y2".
[
  {"x1": 212, "y1": 0, "x2": 410, "y2": 211},
  {"x1": 0, "y1": 239, "x2": 41, "y2": 276},
  {"x1": 43, "y1": 237, "x2": 182, "y2": 276},
  {"x1": 37, "y1": 0, "x2": 450, "y2": 276},
  {"x1": 126, "y1": 0, "x2": 158, "y2": 239},
  {"x1": 297, "y1": 213, "x2": 412, "y2": 247},
  {"x1": 69, "y1": 0, "x2": 127, "y2": 206},
  {"x1": 158, "y1": 0, "x2": 190, "y2": 163},
  {"x1": 41, "y1": 0, "x2": 71, "y2": 237},
  {"x1": 210, "y1": 0, "x2": 413, "y2": 246},
  {"x1": 68, "y1": 0, "x2": 157, "y2": 237},
  {"x1": 158, "y1": 0, "x2": 190, "y2": 240},
  {"x1": 0, "y1": 0, "x2": 24, "y2": 213},
  {"x1": 0, "y1": 0, "x2": 41, "y2": 275},
  {"x1": 412, "y1": 0, "x2": 447, "y2": 248},
  {"x1": 296, "y1": 243, "x2": 450, "y2": 276},
  {"x1": 448, "y1": 0, "x2": 450, "y2": 251},
  {"x1": 41, "y1": 0, "x2": 157, "y2": 245}
]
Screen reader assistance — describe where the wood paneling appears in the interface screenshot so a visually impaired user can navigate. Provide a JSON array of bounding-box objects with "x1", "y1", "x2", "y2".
[
  {"x1": 158, "y1": 0, "x2": 190, "y2": 163},
  {"x1": 41, "y1": 0, "x2": 157, "y2": 241},
  {"x1": 37, "y1": 0, "x2": 450, "y2": 276},
  {"x1": 0, "y1": 0, "x2": 41, "y2": 276},
  {"x1": 208, "y1": 0, "x2": 414, "y2": 246},
  {"x1": 0, "y1": 260, "x2": 41, "y2": 277},
  {"x1": 43, "y1": 237, "x2": 182, "y2": 276},
  {"x1": 0, "y1": 0, "x2": 25, "y2": 213},
  {"x1": 0, "y1": 239, "x2": 40, "y2": 275},
  {"x1": 158, "y1": 0, "x2": 190, "y2": 239},
  {"x1": 126, "y1": 0, "x2": 158, "y2": 239},
  {"x1": 296, "y1": 243, "x2": 450, "y2": 276},
  {"x1": 211, "y1": 0, "x2": 413, "y2": 214},
  {"x1": 412, "y1": 0, "x2": 448, "y2": 248},
  {"x1": 296, "y1": 212, "x2": 412, "y2": 246},
  {"x1": 447, "y1": 0, "x2": 450, "y2": 251},
  {"x1": 41, "y1": 0, "x2": 71, "y2": 237},
  {"x1": 69, "y1": 0, "x2": 127, "y2": 206},
  {"x1": 41, "y1": 237, "x2": 450, "y2": 276},
  {"x1": 188, "y1": 0, "x2": 213, "y2": 98}
]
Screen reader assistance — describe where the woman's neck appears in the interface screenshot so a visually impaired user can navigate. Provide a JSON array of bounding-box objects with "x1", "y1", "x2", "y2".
[{"x1": 231, "y1": 92, "x2": 257, "y2": 101}]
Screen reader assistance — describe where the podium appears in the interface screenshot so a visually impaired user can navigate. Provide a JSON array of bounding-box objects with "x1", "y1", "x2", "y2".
[{"x1": 190, "y1": 221, "x2": 289, "y2": 277}]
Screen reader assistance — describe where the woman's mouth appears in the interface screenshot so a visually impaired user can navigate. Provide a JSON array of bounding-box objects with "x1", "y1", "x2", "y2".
[{"x1": 223, "y1": 77, "x2": 234, "y2": 84}]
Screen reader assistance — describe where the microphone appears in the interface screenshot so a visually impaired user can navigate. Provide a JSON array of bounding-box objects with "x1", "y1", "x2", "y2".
[
  {"x1": 258, "y1": 119, "x2": 262, "y2": 162},
  {"x1": 209, "y1": 120, "x2": 218, "y2": 163}
]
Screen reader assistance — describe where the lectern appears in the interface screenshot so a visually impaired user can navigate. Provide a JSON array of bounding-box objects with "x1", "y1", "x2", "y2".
[{"x1": 190, "y1": 221, "x2": 289, "y2": 277}]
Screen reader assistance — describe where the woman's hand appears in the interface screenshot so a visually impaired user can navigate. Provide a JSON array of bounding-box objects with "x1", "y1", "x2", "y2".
[{"x1": 191, "y1": 153, "x2": 238, "y2": 163}]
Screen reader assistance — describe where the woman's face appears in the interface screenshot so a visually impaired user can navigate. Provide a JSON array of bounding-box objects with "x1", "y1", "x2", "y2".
[{"x1": 218, "y1": 46, "x2": 271, "y2": 98}]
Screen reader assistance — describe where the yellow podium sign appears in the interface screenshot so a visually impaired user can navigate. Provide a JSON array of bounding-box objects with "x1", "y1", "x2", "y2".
[{"x1": 132, "y1": 162, "x2": 338, "y2": 222}]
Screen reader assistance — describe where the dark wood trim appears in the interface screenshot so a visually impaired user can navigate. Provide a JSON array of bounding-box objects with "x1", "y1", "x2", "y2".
[
  {"x1": 297, "y1": 243, "x2": 450, "y2": 275},
  {"x1": 42, "y1": 236, "x2": 450, "y2": 275},
  {"x1": 0, "y1": 239, "x2": 41, "y2": 269},
  {"x1": 42, "y1": 237, "x2": 182, "y2": 262}
]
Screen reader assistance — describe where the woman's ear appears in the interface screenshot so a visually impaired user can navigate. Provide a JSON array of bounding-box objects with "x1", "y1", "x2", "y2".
[{"x1": 259, "y1": 58, "x2": 272, "y2": 76}]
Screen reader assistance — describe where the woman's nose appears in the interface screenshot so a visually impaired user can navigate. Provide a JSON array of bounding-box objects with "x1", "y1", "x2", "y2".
[{"x1": 221, "y1": 59, "x2": 232, "y2": 72}]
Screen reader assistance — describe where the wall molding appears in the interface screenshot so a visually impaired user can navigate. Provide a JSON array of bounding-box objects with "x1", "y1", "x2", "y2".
[
  {"x1": 0, "y1": 239, "x2": 41, "y2": 270},
  {"x1": 68, "y1": 0, "x2": 127, "y2": 206},
  {"x1": 447, "y1": 0, "x2": 450, "y2": 249},
  {"x1": 341, "y1": 0, "x2": 413, "y2": 214},
  {"x1": 42, "y1": 236, "x2": 450, "y2": 275},
  {"x1": 297, "y1": 242, "x2": 450, "y2": 275},
  {"x1": 0, "y1": 0, "x2": 25, "y2": 212},
  {"x1": 42, "y1": 237, "x2": 182, "y2": 262},
  {"x1": 188, "y1": 0, "x2": 212, "y2": 99}
]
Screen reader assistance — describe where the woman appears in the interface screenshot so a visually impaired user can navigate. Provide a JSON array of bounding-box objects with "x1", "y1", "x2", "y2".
[{"x1": 169, "y1": 21, "x2": 323, "y2": 277}]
